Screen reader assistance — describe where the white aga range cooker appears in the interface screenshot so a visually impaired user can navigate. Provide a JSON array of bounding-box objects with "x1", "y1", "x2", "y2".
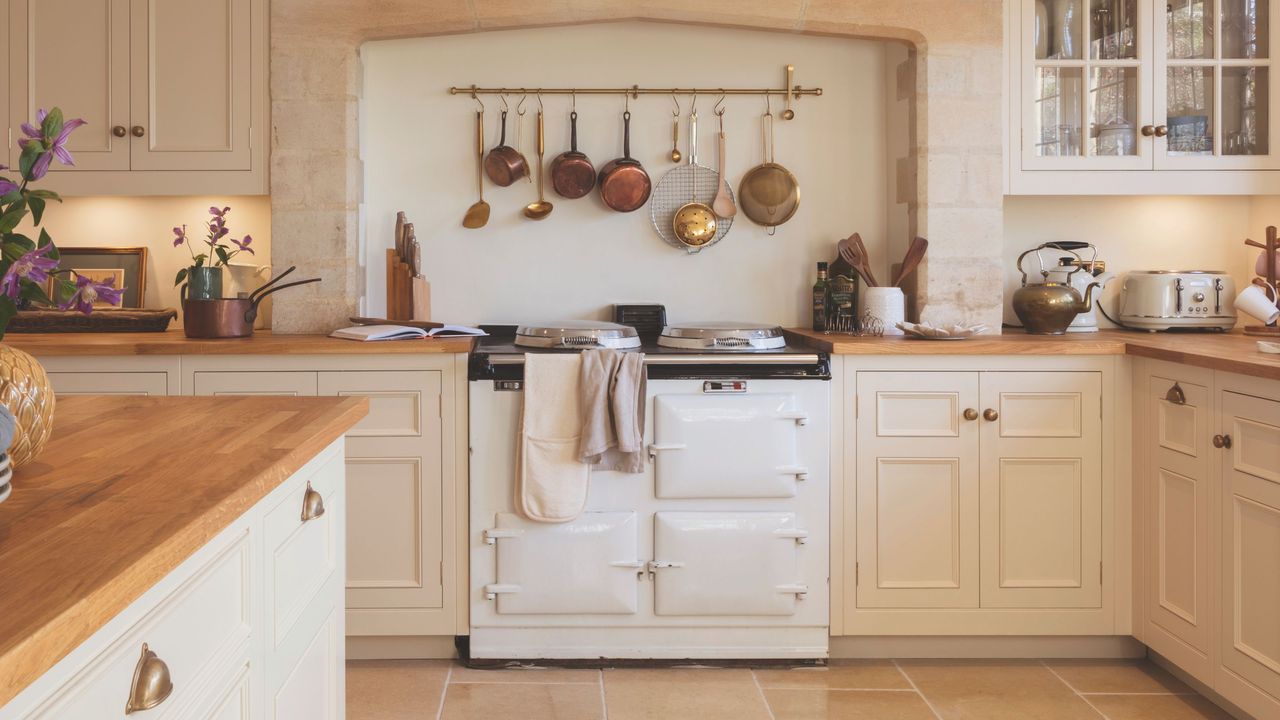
[{"x1": 467, "y1": 317, "x2": 830, "y2": 662}]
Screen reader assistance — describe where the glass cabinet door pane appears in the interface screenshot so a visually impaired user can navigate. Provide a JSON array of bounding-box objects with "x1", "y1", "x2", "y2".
[
  {"x1": 1168, "y1": 0, "x2": 1215, "y2": 58},
  {"x1": 1167, "y1": 67, "x2": 1216, "y2": 154},
  {"x1": 1036, "y1": 67, "x2": 1085, "y2": 156},
  {"x1": 1091, "y1": 0, "x2": 1140, "y2": 59},
  {"x1": 1223, "y1": 66, "x2": 1270, "y2": 153},
  {"x1": 1222, "y1": 0, "x2": 1269, "y2": 58},
  {"x1": 1090, "y1": 67, "x2": 1140, "y2": 154},
  {"x1": 1039, "y1": 0, "x2": 1085, "y2": 59}
]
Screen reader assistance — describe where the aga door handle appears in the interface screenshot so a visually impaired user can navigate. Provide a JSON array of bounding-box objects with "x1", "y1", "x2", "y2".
[{"x1": 1212, "y1": 434, "x2": 1233, "y2": 449}]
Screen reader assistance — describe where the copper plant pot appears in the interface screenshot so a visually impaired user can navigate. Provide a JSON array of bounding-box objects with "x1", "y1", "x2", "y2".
[{"x1": 183, "y1": 266, "x2": 319, "y2": 338}]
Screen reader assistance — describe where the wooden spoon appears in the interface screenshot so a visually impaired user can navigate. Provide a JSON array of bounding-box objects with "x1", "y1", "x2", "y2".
[
  {"x1": 837, "y1": 232, "x2": 878, "y2": 287},
  {"x1": 711, "y1": 114, "x2": 736, "y2": 218},
  {"x1": 892, "y1": 236, "x2": 929, "y2": 287},
  {"x1": 463, "y1": 110, "x2": 491, "y2": 229}
]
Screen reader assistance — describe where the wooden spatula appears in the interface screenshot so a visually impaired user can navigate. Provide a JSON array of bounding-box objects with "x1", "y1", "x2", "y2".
[
  {"x1": 892, "y1": 236, "x2": 929, "y2": 287},
  {"x1": 837, "y1": 232, "x2": 878, "y2": 287}
]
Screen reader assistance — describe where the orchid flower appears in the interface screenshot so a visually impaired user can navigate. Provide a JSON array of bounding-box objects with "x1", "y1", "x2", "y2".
[
  {"x1": 173, "y1": 225, "x2": 188, "y2": 247},
  {"x1": 230, "y1": 235, "x2": 254, "y2": 255},
  {"x1": 60, "y1": 273, "x2": 125, "y2": 315},
  {"x1": 19, "y1": 109, "x2": 87, "y2": 180},
  {"x1": 0, "y1": 245, "x2": 59, "y2": 300}
]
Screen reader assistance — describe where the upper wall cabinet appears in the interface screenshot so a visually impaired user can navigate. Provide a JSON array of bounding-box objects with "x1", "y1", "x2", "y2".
[
  {"x1": 5, "y1": 0, "x2": 266, "y2": 195},
  {"x1": 1007, "y1": 0, "x2": 1280, "y2": 194}
]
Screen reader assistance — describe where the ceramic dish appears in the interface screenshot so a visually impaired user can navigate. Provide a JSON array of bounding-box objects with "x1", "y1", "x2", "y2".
[
  {"x1": 896, "y1": 322, "x2": 989, "y2": 340},
  {"x1": 1259, "y1": 340, "x2": 1280, "y2": 355}
]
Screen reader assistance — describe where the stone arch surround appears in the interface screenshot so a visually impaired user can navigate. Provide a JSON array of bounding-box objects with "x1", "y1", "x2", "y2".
[{"x1": 269, "y1": 0, "x2": 1003, "y2": 332}]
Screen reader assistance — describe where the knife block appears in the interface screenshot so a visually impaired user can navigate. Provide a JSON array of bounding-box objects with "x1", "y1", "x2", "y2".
[{"x1": 386, "y1": 249, "x2": 415, "y2": 321}]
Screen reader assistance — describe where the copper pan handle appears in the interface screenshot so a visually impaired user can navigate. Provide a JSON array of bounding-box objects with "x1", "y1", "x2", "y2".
[{"x1": 247, "y1": 265, "x2": 297, "y2": 305}]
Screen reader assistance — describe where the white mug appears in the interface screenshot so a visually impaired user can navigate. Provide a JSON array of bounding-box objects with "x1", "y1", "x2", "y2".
[{"x1": 1236, "y1": 281, "x2": 1279, "y2": 325}]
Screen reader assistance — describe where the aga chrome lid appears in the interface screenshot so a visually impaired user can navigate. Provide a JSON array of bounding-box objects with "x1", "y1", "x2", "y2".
[
  {"x1": 514, "y1": 320, "x2": 641, "y2": 349},
  {"x1": 658, "y1": 321, "x2": 787, "y2": 350}
]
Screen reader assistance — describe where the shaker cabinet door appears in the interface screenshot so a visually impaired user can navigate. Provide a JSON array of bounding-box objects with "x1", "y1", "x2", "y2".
[
  {"x1": 8, "y1": 0, "x2": 131, "y2": 171},
  {"x1": 129, "y1": 0, "x2": 253, "y2": 171}
]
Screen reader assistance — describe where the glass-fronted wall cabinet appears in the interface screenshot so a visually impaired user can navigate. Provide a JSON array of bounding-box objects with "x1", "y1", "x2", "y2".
[{"x1": 1007, "y1": 0, "x2": 1280, "y2": 193}]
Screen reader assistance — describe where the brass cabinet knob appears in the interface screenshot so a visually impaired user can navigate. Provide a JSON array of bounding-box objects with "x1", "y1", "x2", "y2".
[
  {"x1": 131, "y1": 125, "x2": 146, "y2": 138},
  {"x1": 301, "y1": 482, "x2": 325, "y2": 522},
  {"x1": 125, "y1": 643, "x2": 173, "y2": 714},
  {"x1": 112, "y1": 125, "x2": 127, "y2": 138},
  {"x1": 963, "y1": 408, "x2": 979, "y2": 421},
  {"x1": 983, "y1": 408, "x2": 999, "y2": 422},
  {"x1": 1141, "y1": 125, "x2": 1157, "y2": 137},
  {"x1": 1212, "y1": 434, "x2": 1233, "y2": 449},
  {"x1": 1154, "y1": 125, "x2": 1169, "y2": 137}
]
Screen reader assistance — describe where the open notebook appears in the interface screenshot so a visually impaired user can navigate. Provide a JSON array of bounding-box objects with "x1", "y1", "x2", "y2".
[{"x1": 330, "y1": 324, "x2": 487, "y2": 342}]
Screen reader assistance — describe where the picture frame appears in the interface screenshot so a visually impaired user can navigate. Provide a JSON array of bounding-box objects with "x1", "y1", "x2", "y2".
[{"x1": 49, "y1": 247, "x2": 148, "y2": 309}]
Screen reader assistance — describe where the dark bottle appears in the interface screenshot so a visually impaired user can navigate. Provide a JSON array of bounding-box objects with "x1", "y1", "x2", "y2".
[{"x1": 812, "y1": 262, "x2": 831, "y2": 332}]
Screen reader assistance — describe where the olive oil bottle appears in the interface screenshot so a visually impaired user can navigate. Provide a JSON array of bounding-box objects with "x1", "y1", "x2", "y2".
[{"x1": 812, "y1": 262, "x2": 831, "y2": 332}]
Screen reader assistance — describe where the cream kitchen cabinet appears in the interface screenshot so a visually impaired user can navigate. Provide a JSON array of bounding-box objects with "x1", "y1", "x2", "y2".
[
  {"x1": 0, "y1": 440, "x2": 347, "y2": 720},
  {"x1": 183, "y1": 355, "x2": 467, "y2": 643},
  {"x1": 846, "y1": 358, "x2": 1118, "y2": 636},
  {"x1": 42, "y1": 356, "x2": 180, "y2": 396},
  {"x1": 5, "y1": 0, "x2": 267, "y2": 195},
  {"x1": 1006, "y1": 0, "x2": 1280, "y2": 194}
]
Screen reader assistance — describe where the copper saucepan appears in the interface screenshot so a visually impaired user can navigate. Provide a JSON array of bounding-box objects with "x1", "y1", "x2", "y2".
[
  {"x1": 182, "y1": 266, "x2": 320, "y2": 338},
  {"x1": 549, "y1": 111, "x2": 595, "y2": 199},
  {"x1": 597, "y1": 110, "x2": 651, "y2": 213},
  {"x1": 484, "y1": 109, "x2": 527, "y2": 187}
]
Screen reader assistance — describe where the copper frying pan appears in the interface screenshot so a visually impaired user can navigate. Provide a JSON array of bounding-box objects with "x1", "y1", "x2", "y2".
[
  {"x1": 182, "y1": 266, "x2": 320, "y2": 338},
  {"x1": 597, "y1": 111, "x2": 651, "y2": 213}
]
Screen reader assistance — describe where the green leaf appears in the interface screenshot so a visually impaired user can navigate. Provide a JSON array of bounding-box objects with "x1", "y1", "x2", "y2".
[
  {"x1": 174, "y1": 268, "x2": 188, "y2": 287},
  {"x1": 0, "y1": 200, "x2": 28, "y2": 234},
  {"x1": 194, "y1": 254, "x2": 207, "y2": 267},
  {"x1": 19, "y1": 281, "x2": 52, "y2": 307},
  {"x1": 0, "y1": 297, "x2": 17, "y2": 339},
  {"x1": 27, "y1": 189, "x2": 61, "y2": 202},
  {"x1": 18, "y1": 143, "x2": 41, "y2": 180},
  {"x1": 28, "y1": 195, "x2": 45, "y2": 225},
  {"x1": 49, "y1": 277, "x2": 74, "y2": 305},
  {"x1": 214, "y1": 246, "x2": 230, "y2": 266},
  {"x1": 3, "y1": 234, "x2": 35, "y2": 259},
  {"x1": 41, "y1": 107, "x2": 64, "y2": 143}
]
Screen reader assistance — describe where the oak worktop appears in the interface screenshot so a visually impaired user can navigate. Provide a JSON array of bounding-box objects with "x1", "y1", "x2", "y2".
[
  {"x1": 0, "y1": 395, "x2": 369, "y2": 707},
  {"x1": 3, "y1": 330, "x2": 476, "y2": 356},
  {"x1": 784, "y1": 328, "x2": 1280, "y2": 381}
]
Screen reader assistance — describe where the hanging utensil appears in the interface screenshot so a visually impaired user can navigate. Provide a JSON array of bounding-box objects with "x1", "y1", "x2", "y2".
[
  {"x1": 738, "y1": 103, "x2": 800, "y2": 233},
  {"x1": 711, "y1": 102, "x2": 737, "y2": 218},
  {"x1": 463, "y1": 107, "x2": 491, "y2": 229},
  {"x1": 672, "y1": 110, "x2": 718, "y2": 247},
  {"x1": 514, "y1": 95, "x2": 532, "y2": 184},
  {"x1": 837, "y1": 232, "x2": 878, "y2": 287},
  {"x1": 650, "y1": 97, "x2": 734, "y2": 253},
  {"x1": 483, "y1": 104, "x2": 527, "y2": 187},
  {"x1": 550, "y1": 108, "x2": 596, "y2": 199},
  {"x1": 597, "y1": 107, "x2": 651, "y2": 213},
  {"x1": 669, "y1": 95, "x2": 682, "y2": 163},
  {"x1": 893, "y1": 236, "x2": 929, "y2": 287},
  {"x1": 524, "y1": 104, "x2": 553, "y2": 220}
]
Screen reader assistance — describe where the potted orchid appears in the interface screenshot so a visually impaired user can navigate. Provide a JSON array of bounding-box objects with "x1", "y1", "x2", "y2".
[
  {"x1": 171, "y1": 206, "x2": 254, "y2": 300},
  {"x1": 0, "y1": 107, "x2": 123, "y2": 474},
  {"x1": 0, "y1": 108, "x2": 122, "y2": 334}
]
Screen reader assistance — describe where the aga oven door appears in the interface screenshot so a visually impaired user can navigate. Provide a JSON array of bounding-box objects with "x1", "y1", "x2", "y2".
[
  {"x1": 651, "y1": 512, "x2": 809, "y2": 616},
  {"x1": 486, "y1": 512, "x2": 642, "y2": 615},
  {"x1": 651, "y1": 392, "x2": 808, "y2": 498}
]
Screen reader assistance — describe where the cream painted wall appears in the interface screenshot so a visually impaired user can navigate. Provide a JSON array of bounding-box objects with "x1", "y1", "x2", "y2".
[
  {"x1": 16, "y1": 196, "x2": 271, "y2": 315},
  {"x1": 1003, "y1": 196, "x2": 1258, "y2": 328},
  {"x1": 360, "y1": 22, "x2": 902, "y2": 327}
]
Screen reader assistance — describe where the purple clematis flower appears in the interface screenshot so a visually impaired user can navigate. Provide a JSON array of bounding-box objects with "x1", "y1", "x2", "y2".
[
  {"x1": 0, "y1": 165, "x2": 15, "y2": 196},
  {"x1": 19, "y1": 109, "x2": 87, "y2": 180},
  {"x1": 173, "y1": 225, "x2": 188, "y2": 247},
  {"x1": 60, "y1": 273, "x2": 125, "y2": 314},
  {"x1": 0, "y1": 245, "x2": 59, "y2": 300},
  {"x1": 230, "y1": 235, "x2": 254, "y2": 255}
]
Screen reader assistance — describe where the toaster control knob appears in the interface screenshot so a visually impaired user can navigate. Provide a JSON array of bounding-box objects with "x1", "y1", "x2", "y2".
[{"x1": 1192, "y1": 292, "x2": 1206, "y2": 303}]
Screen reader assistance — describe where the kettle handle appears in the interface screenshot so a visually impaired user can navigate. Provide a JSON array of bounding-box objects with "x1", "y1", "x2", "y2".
[{"x1": 1017, "y1": 243, "x2": 1085, "y2": 286}]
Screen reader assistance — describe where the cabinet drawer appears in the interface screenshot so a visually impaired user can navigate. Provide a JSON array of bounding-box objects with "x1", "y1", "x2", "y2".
[
  {"x1": 49, "y1": 372, "x2": 169, "y2": 396},
  {"x1": 192, "y1": 372, "x2": 317, "y2": 396},
  {"x1": 264, "y1": 455, "x2": 341, "y2": 647},
  {"x1": 28, "y1": 535, "x2": 252, "y2": 719},
  {"x1": 317, "y1": 371, "x2": 439, "y2": 437}
]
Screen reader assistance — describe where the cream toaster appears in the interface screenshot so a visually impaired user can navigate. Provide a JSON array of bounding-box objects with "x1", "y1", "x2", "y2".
[{"x1": 1115, "y1": 271, "x2": 1236, "y2": 331}]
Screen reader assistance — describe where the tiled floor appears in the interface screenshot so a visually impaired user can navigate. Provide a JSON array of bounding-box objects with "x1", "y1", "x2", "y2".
[{"x1": 347, "y1": 658, "x2": 1238, "y2": 719}]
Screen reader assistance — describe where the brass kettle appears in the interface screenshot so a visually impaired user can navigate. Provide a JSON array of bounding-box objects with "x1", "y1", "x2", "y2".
[{"x1": 1012, "y1": 244, "x2": 1100, "y2": 335}]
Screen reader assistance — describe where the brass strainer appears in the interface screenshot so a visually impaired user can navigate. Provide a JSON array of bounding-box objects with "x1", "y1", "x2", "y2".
[{"x1": 738, "y1": 110, "x2": 799, "y2": 232}]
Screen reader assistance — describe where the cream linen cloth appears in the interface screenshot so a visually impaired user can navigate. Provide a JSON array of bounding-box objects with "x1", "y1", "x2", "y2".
[
  {"x1": 516, "y1": 353, "x2": 590, "y2": 522},
  {"x1": 578, "y1": 349, "x2": 647, "y2": 474}
]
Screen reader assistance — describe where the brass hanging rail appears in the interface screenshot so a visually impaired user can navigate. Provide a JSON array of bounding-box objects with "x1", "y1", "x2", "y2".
[{"x1": 449, "y1": 65, "x2": 821, "y2": 119}]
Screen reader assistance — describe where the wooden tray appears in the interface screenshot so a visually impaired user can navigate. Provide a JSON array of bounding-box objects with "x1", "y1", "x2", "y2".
[{"x1": 7, "y1": 309, "x2": 177, "y2": 333}]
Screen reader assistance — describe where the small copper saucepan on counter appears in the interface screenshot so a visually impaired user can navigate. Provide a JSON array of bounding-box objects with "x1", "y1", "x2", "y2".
[{"x1": 182, "y1": 266, "x2": 320, "y2": 338}]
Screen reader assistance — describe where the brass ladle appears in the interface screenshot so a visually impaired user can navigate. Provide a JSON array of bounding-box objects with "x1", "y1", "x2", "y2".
[
  {"x1": 463, "y1": 106, "x2": 491, "y2": 229},
  {"x1": 523, "y1": 104, "x2": 553, "y2": 220},
  {"x1": 669, "y1": 95, "x2": 682, "y2": 163}
]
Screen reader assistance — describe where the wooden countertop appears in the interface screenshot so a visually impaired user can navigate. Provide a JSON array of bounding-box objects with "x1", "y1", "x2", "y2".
[
  {"x1": 784, "y1": 328, "x2": 1280, "y2": 381},
  {"x1": 0, "y1": 395, "x2": 369, "y2": 707},
  {"x1": 3, "y1": 330, "x2": 476, "y2": 356}
]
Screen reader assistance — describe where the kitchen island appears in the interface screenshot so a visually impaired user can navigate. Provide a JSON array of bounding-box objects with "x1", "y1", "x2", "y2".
[{"x1": 0, "y1": 395, "x2": 368, "y2": 718}]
